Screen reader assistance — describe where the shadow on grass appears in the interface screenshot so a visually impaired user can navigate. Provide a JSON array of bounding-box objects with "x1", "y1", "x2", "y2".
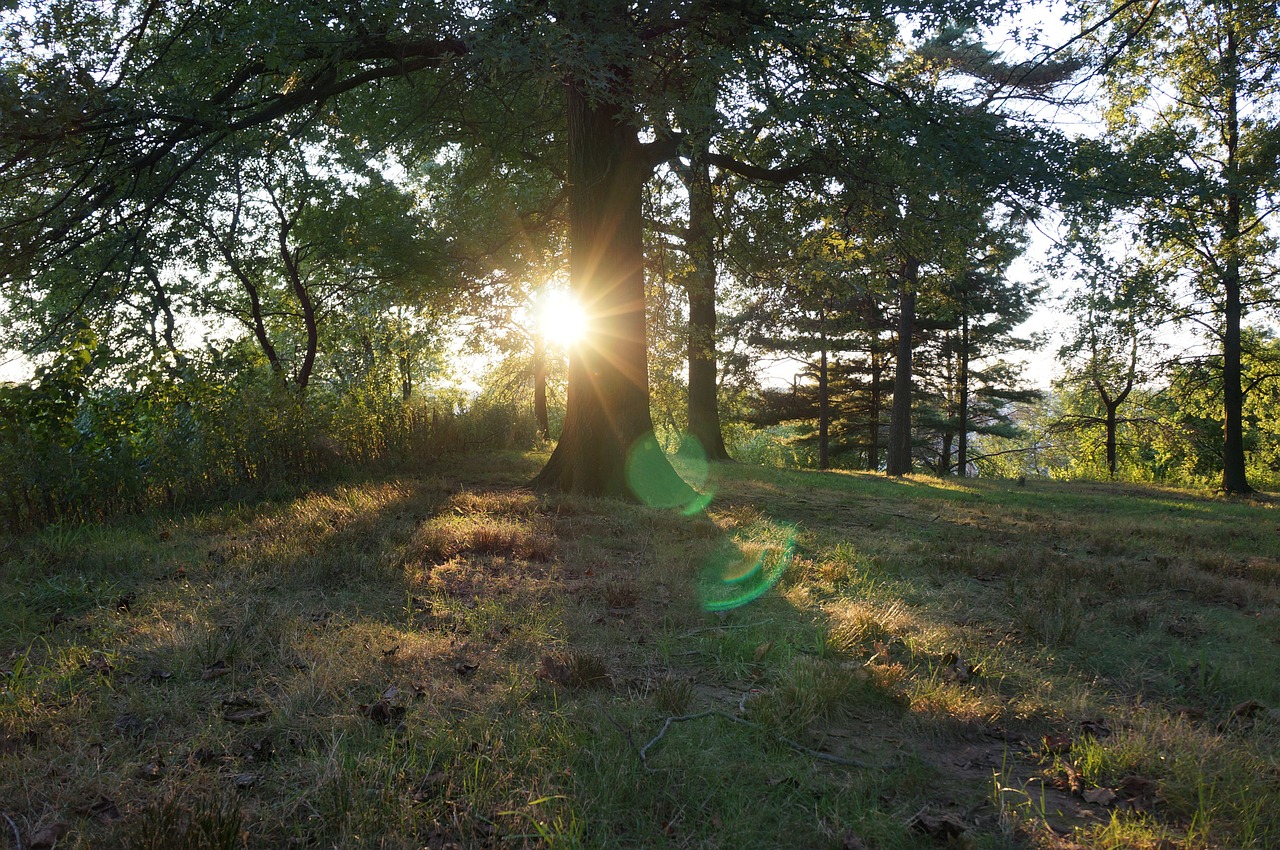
[{"x1": 3, "y1": 453, "x2": 1280, "y2": 849}]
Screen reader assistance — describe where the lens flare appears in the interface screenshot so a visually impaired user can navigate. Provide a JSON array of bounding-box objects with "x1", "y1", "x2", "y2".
[
  {"x1": 625, "y1": 432, "x2": 713, "y2": 515},
  {"x1": 698, "y1": 527, "x2": 797, "y2": 612}
]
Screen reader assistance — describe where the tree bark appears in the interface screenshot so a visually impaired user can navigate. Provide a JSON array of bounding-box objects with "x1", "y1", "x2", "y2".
[
  {"x1": 1221, "y1": 20, "x2": 1252, "y2": 494},
  {"x1": 533, "y1": 332, "x2": 550, "y2": 439},
  {"x1": 957, "y1": 312, "x2": 969, "y2": 477},
  {"x1": 886, "y1": 263, "x2": 918, "y2": 477},
  {"x1": 867, "y1": 349, "x2": 883, "y2": 471},
  {"x1": 680, "y1": 151, "x2": 731, "y2": 461},
  {"x1": 1104, "y1": 401, "x2": 1119, "y2": 477},
  {"x1": 818, "y1": 324, "x2": 830, "y2": 470},
  {"x1": 277, "y1": 215, "x2": 317, "y2": 393},
  {"x1": 531, "y1": 79, "x2": 693, "y2": 505}
]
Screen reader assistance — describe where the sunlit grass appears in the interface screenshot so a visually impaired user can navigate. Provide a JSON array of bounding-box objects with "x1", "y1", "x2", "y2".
[{"x1": 1, "y1": 454, "x2": 1278, "y2": 847}]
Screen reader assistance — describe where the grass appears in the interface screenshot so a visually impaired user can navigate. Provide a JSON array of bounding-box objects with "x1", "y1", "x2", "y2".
[{"x1": 2, "y1": 453, "x2": 1279, "y2": 848}]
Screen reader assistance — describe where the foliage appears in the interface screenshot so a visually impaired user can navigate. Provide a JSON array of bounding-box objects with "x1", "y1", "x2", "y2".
[{"x1": 0, "y1": 332, "x2": 540, "y2": 531}]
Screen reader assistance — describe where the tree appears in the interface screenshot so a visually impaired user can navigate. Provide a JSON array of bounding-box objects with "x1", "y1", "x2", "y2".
[
  {"x1": 1081, "y1": 0, "x2": 1280, "y2": 492},
  {"x1": 919, "y1": 253, "x2": 1041, "y2": 477},
  {"x1": 1053, "y1": 225, "x2": 1167, "y2": 478},
  {"x1": 1, "y1": 0, "x2": 1057, "y2": 502}
]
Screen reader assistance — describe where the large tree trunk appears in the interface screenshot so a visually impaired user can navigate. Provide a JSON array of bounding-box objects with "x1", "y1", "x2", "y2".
[
  {"x1": 532, "y1": 80, "x2": 693, "y2": 506},
  {"x1": 1221, "y1": 22, "x2": 1252, "y2": 494},
  {"x1": 1223, "y1": 258, "x2": 1249, "y2": 492},
  {"x1": 886, "y1": 264, "x2": 918, "y2": 476},
  {"x1": 680, "y1": 151, "x2": 731, "y2": 461}
]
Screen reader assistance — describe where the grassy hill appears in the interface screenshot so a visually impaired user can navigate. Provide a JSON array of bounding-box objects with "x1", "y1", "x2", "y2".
[{"x1": 2, "y1": 453, "x2": 1278, "y2": 849}]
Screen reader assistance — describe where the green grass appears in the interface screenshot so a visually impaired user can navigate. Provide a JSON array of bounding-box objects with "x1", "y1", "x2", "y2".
[{"x1": 2, "y1": 453, "x2": 1279, "y2": 848}]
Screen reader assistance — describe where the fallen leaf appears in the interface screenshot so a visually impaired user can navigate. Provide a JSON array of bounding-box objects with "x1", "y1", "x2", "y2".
[
  {"x1": 941, "y1": 651, "x2": 979, "y2": 683},
  {"x1": 358, "y1": 699, "x2": 405, "y2": 725},
  {"x1": 1172, "y1": 704, "x2": 1206, "y2": 721},
  {"x1": 870, "y1": 640, "x2": 891, "y2": 664},
  {"x1": 138, "y1": 760, "x2": 165, "y2": 781},
  {"x1": 247, "y1": 736, "x2": 274, "y2": 762},
  {"x1": 413, "y1": 771, "x2": 449, "y2": 802},
  {"x1": 1053, "y1": 762, "x2": 1082, "y2": 795},
  {"x1": 1042, "y1": 734, "x2": 1073, "y2": 755},
  {"x1": 29, "y1": 823, "x2": 67, "y2": 849},
  {"x1": 221, "y1": 699, "x2": 269, "y2": 724},
  {"x1": 909, "y1": 810, "x2": 967, "y2": 841},
  {"x1": 86, "y1": 797, "x2": 121, "y2": 822},
  {"x1": 1082, "y1": 787, "x2": 1117, "y2": 806},
  {"x1": 842, "y1": 831, "x2": 869, "y2": 850},
  {"x1": 1117, "y1": 775, "x2": 1158, "y2": 807},
  {"x1": 1217, "y1": 700, "x2": 1266, "y2": 731},
  {"x1": 201, "y1": 659, "x2": 231, "y2": 680},
  {"x1": 1080, "y1": 718, "x2": 1111, "y2": 739},
  {"x1": 753, "y1": 641, "x2": 774, "y2": 663},
  {"x1": 113, "y1": 714, "x2": 145, "y2": 738},
  {"x1": 84, "y1": 654, "x2": 114, "y2": 676},
  {"x1": 233, "y1": 772, "x2": 258, "y2": 789},
  {"x1": 382, "y1": 644, "x2": 401, "y2": 658},
  {"x1": 188, "y1": 747, "x2": 223, "y2": 767}
]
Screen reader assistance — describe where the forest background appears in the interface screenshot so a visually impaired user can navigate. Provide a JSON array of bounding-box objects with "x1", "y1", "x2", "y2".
[{"x1": 0, "y1": 0, "x2": 1276, "y2": 518}]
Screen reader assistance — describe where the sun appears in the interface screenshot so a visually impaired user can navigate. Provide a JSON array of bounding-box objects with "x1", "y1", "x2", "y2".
[{"x1": 536, "y1": 288, "x2": 589, "y2": 348}]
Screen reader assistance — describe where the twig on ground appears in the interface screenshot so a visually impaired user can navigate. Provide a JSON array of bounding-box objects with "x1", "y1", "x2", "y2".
[
  {"x1": 677, "y1": 620, "x2": 769, "y2": 639},
  {"x1": 637, "y1": 709, "x2": 880, "y2": 770},
  {"x1": 2, "y1": 812, "x2": 22, "y2": 850}
]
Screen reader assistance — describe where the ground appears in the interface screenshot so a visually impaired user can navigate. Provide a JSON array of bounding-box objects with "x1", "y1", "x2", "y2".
[{"x1": 2, "y1": 452, "x2": 1279, "y2": 849}]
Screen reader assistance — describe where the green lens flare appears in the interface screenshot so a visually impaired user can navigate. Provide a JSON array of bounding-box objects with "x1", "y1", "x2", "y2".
[
  {"x1": 625, "y1": 432, "x2": 713, "y2": 514},
  {"x1": 698, "y1": 528, "x2": 797, "y2": 612}
]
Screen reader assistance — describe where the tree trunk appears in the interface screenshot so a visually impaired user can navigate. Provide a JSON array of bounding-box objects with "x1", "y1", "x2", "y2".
[
  {"x1": 531, "y1": 79, "x2": 693, "y2": 506},
  {"x1": 1104, "y1": 401, "x2": 1119, "y2": 478},
  {"x1": 279, "y1": 227, "x2": 317, "y2": 393},
  {"x1": 533, "y1": 332, "x2": 549, "y2": 439},
  {"x1": 867, "y1": 349, "x2": 882, "y2": 471},
  {"x1": 680, "y1": 151, "x2": 731, "y2": 461},
  {"x1": 400, "y1": 353, "x2": 413, "y2": 402},
  {"x1": 886, "y1": 264, "x2": 918, "y2": 476},
  {"x1": 957, "y1": 312, "x2": 969, "y2": 477},
  {"x1": 1221, "y1": 21, "x2": 1252, "y2": 494},
  {"x1": 940, "y1": 431, "x2": 952, "y2": 477},
  {"x1": 818, "y1": 327, "x2": 830, "y2": 470}
]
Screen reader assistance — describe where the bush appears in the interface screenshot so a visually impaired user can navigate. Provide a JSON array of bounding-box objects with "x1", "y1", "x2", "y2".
[{"x1": 0, "y1": 340, "x2": 539, "y2": 531}]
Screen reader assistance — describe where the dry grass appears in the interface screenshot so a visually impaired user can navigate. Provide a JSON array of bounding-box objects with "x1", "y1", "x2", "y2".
[{"x1": 2, "y1": 454, "x2": 1279, "y2": 848}]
